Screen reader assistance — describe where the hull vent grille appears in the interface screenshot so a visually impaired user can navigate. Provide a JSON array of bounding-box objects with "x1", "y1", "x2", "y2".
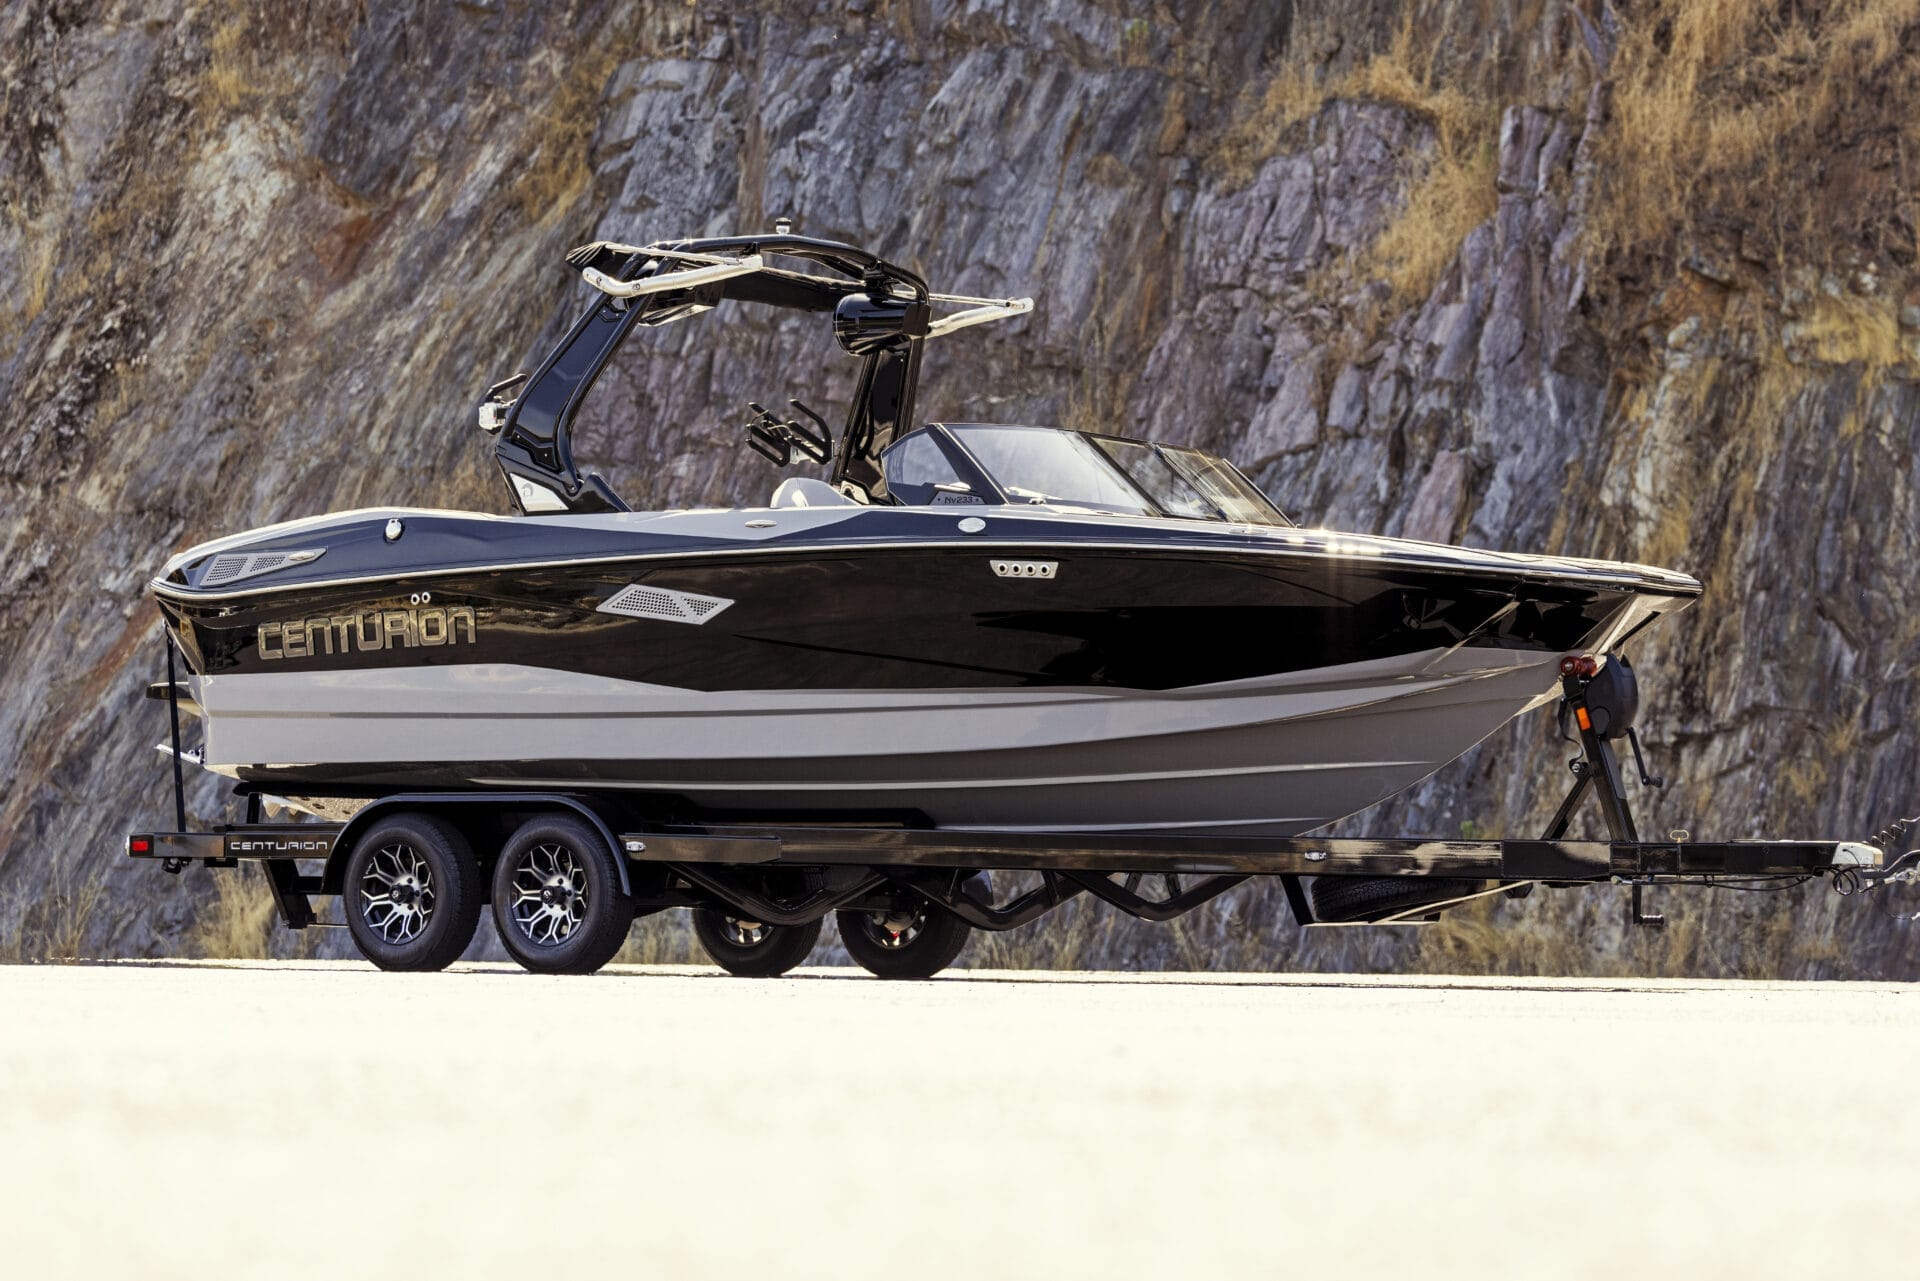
[
  {"x1": 597, "y1": 585, "x2": 734, "y2": 625},
  {"x1": 197, "y1": 549, "x2": 323, "y2": 588}
]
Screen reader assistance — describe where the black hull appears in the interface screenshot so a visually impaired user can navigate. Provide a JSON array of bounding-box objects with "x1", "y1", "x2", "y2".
[{"x1": 159, "y1": 537, "x2": 1680, "y2": 694}]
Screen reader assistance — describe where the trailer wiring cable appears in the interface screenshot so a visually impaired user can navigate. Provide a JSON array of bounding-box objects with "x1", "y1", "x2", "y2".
[
  {"x1": 1662, "y1": 870, "x2": 1919, "y2": 924},
  {"x1": 1830, "y1": 816, "x2": 1920, "y2": 919},
  {"x1": 1654, "y1": 875, "x2": 1819, "y2": 893},
  {"x1": 1865, "y1": 814, "x2": 1919, "y2": 852},
  {"x1": 1843, "y1": 863, "x2": 1920, "y2": 921}
]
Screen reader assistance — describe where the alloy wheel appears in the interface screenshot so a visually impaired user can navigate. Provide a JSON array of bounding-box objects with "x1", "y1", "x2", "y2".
[
  {"x1": 506, "y1": 842, "x2": 591, "y2": 946},
  {"x1": 719, "y1": 915, "x2": 773, "y2": 948},
  {"x1": 359, "y1": 842, "x2": 437, "y2": 944},
  {"x1": 856, "y1": 905, "x2": 926, "y2": 951}
]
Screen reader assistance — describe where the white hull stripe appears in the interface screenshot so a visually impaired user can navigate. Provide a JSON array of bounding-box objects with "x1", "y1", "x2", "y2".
[{"x1": 468, "y1": 757, "x2": 1425, "y2": 793}]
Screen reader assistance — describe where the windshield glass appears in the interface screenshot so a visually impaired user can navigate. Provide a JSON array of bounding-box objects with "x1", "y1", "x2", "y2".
[
  {"x1": 1159, "y1": 447, "x2": 1289, "y2": 525},
  {"x1": 948, "y1": 426, "x2": 1156, "y2": 515},
  {"x1": 910, "y1": 425, "x2": 1292, "y2": 526},
  {"x1": 883, "y1": 431, "x2": 985, "y2": 506},
  {"x1": 1088, "y1": 437, "x2": 1220, "y2": 520}
]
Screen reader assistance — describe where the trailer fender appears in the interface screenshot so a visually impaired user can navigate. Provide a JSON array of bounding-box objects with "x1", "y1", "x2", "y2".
[{"x1": 326, "y1": 793, "x2": 633, "y2": 897}]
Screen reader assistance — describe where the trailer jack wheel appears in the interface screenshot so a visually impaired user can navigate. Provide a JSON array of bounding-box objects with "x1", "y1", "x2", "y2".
[
  {"x1": 692, "y1": 908, "x2": 822, "y2": 977},
  {"x1": 837, "y1": 900, "x2": 971, "y2": 979}
]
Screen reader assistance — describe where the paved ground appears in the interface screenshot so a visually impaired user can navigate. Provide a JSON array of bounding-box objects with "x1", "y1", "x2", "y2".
[{"x1": 2, "y1": 962, "x2": 1914, "y2": 1279}]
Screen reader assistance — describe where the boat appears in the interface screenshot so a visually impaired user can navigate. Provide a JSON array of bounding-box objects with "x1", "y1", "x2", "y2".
[{"x1": 149, "y1": 231, "x2": 1702, "y2": 837}]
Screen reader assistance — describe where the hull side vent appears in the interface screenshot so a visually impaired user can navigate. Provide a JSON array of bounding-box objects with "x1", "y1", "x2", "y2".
[
  {"x1": 597, "y1": 584, "x2": 735, "y2": 625},
  {"x1": 196, "y1": 549, "x2": 324, "y2": 589}
]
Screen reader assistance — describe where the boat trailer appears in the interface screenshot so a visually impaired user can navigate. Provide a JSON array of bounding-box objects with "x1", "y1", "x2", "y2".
[{"x1": 130, "y1": 651, "x2": 1920, "y2": 955}]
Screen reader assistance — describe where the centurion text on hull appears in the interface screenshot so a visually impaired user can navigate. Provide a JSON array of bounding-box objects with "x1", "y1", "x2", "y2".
[{"x1": 129, "y1": 230, "x2": 1915, "y2": 978}]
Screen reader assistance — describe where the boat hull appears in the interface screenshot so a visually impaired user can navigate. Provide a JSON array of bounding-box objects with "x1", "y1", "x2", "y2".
[
  {"x1": 196, "y1": 646, "x2": 1561, "y2": 835},
  {"x1": 154, "y1": 505, "x2": 1700, "y2": 833}
]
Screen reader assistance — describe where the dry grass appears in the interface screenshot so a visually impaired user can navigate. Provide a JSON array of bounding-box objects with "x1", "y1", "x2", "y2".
[
  {"x1": 1217, "y1": 62, "x2": 1330, "y2": 186},
  {"x1": 188, "y1": 868, "x2": 282, "y2": 959},
  {"x1": 965, "y1": 899, "x2": 1126, "y2": 970},
  {"x1": 0, "y1": 204, "x2": 58, "y2": 341},
  {"x1": 1217, "y1": 9, "x2": 1502, "y2": 326},
  {"x1": 511, "y1": 46, "x2": 623, "y2": 223},
  {"x1": 16, "y1": 231, "x2": 56, "y2": 330},
  {"x1": 1218, "y1": 10, "x2": 1496, "y2": 187},
  {"x1": 613, "y1": 911, "x2": 704, "y2": 966},
  {"x1": 195, "y1": 2, "x2": 364, "y2": 122},
  {"x1": 0, "y1": 862, "x2": 109, "y2": 963},
  {"x1": 1215, "y1": 2, "x2": 1920, "y2": 375},
  {"x1": 204, "y1": 17, "x2": 257, "y2": 113},
  {"x1": 1593, "y1": 0, "x2": 1920, "y2": 268},
  {"x1": 1338, "y1": 13, "x2": 1483, "y2": 152},
  {"x1": 1328, "y1": 9, "x2": 1501, "y2": 311},
  {"x1": 187, "y1": 869, "x2": 325, "y2": 961},
  {"x1": 1789, "y1": 294, "x2": 1906, "y2": 371},
  {"x1": 1405, "y1": 891, "x2": 1794, "y2": 979},
  {"x1": 1362, "y1": 137, "x2": 1498, "y2": 309}
]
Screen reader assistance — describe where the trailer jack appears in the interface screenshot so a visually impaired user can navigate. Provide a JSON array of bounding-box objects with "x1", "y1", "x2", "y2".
[{"x1": 1550, "y1": 657, "x2": 1671, "y2": 930}]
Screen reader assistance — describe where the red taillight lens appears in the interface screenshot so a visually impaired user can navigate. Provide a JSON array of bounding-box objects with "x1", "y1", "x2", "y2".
[{"x1": 128, "y1": 836, "x2": 151, "y2": 855}]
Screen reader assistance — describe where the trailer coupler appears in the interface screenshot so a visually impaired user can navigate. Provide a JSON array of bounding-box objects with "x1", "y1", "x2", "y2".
[{"x1": 1833, "y1": 849, "x2": 1920, "y2": 919}]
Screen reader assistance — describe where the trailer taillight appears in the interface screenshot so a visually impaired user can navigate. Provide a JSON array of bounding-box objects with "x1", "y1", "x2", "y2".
[
  {"x1": 127, "y1": 836, "x2": 151, "y2": 855},
  {"x1": 1559, "y1": 654, "x2": 1600, "y2": 678}
]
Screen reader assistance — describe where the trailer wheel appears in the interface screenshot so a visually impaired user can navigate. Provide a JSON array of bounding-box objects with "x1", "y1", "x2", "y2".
[
  {"x1": 344, "y1": 814, "x2": 483, "y2": 972},
  {"x1": 836, "y1": 900, "x2": 971, "y2": 979},
  {"x1": 1308, "y1": 876, "x2": 1488, "y2": 924},
  {"x1": 692, "y1": 909, "x2": 821, "y2": 977},
  {"x1": 490, "y1": 814, "x2": 634, "y2": 975}
]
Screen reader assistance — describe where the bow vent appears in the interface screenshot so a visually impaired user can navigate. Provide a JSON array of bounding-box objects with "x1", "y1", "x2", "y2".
[
  {"x1": 596, "y1": 585, "x2": 734, "y2": 625},
  {"x1": 196, "y1": 548, "x2": 324, "y2": 588}
]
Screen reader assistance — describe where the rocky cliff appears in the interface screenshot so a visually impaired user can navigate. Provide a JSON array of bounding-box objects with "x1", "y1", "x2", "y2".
[{"x1": 3, "y1": 0, "x2": 1916, "y2": 975}]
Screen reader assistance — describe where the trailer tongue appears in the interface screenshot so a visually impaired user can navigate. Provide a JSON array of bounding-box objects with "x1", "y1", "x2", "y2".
[{"x1": 130, "y1": 651, "x2": 1917, "y2": 974}]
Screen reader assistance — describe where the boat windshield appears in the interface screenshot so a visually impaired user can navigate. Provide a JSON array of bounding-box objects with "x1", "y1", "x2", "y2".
[
  {"x1": 949, "y1": 426, "x2": 1158, "y2": 515},
  {"x1": 937, "y1": 425, "x2": 1291, "y2": 526}
]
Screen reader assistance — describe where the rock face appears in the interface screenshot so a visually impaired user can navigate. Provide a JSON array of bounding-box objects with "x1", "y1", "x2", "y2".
[{"x1": 2, "y1": 1, "x2": 1916, "y2": 975}]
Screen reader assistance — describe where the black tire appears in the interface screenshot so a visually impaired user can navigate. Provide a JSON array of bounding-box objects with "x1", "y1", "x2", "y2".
[
  {"x1": 343, "y1": 814, "x2": 483, "y2": 972},
  {"x1": 692, "y1": 908, "x2": 821, "y2": 977},
  {"x1": 1308, "y1": 876, "x2": 1488, "y2": 924},
  {"x1": 837, "y1": 900, "x2": 972, "y2": 979},
  {"x1": 490, "y1": 814, "x2": 634, "y2": 975}
]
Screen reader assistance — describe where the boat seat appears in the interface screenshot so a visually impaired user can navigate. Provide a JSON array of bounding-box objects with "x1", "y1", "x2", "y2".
[{"x1": 770, "y1": 477, "x2": 858, "y2": 509}]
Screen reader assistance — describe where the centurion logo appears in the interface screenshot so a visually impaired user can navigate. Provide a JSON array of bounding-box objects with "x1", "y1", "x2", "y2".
[
  {"x1": 258, "y1": 604, "x2": 478, "y2": 660},
  {"x1": 227, "y1": 836, "x2": 335, "y2": 855}
]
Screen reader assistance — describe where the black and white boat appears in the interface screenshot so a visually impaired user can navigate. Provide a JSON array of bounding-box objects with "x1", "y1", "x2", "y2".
[{"x1": 151, "y1": 232, "x2": 1701, "y2": 837}]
